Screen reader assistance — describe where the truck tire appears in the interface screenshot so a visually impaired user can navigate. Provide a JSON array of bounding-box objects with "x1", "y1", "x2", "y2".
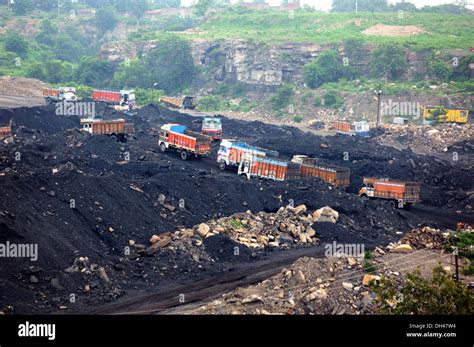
[
  {"x1": 180, "y1": 151, "x2": 189, "y2": 161},
  {"x1": 45, "y1": 97, "x2": 52, "y2": 104},
  {"x1": 218, "y1": 161, "x2": 227, "y2": 171},
  {"x1": 160, "y1": 143, "x2": 167, "y2": 153}
]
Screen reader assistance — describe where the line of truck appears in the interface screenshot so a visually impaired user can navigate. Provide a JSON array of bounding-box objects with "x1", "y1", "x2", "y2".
[{"x1": 43, "y1": 87, "x2": 136, "y2": 110}]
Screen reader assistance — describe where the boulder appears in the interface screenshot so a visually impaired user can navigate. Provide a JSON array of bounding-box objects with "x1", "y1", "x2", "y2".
[
  {"x1": 197, "y1": 223, "x2": 210, "y2": 237},
  {"x1": 393, "y1": 244, "x2": 413, "y2": 253},
  {"x1": 362, "y1": 274, "x2": 381, "y2": 286},
  {"x1": 313, "y1": 206, "x2": 339, "y2": 224}
]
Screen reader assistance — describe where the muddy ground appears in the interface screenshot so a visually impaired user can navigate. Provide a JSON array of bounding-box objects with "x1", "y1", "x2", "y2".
[{"x1": 0, "y1": 103, "x2": 473, "y2": 314}]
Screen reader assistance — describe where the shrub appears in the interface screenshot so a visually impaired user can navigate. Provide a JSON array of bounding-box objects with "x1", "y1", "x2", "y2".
[
  {"x1": 293, "y1": 115, "x2": 304, "y2": 123},
  {"x1": 270, "y1": 84, "x2": 294, "y2": 112},
  {"x1": 372, "y1": 265, "x2": 474, "y2": 314},
  {"x1": 304, "y1": 50, "x2": 354, "y2": 88},
  {"x1": 323, "y1": 91, "x2": 344, "y2": 109},
  {"x1": 371, "y1": 43, "x2": 408, "y2": 80}
]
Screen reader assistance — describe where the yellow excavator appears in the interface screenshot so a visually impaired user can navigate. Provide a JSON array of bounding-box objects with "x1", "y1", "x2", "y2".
[{"x1": 422, "y1": 106, "x2": 470, "y2": 125}]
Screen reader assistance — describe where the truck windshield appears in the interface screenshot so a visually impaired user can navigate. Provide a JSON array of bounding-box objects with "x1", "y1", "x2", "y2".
[{"x1": 204, "y1": 120, "x2": 222, "y2": 130}]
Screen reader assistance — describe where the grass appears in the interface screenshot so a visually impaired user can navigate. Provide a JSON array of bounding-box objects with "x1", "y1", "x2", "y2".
[{"x1": 180, "y1": 10, "x2": 474, "y2": 50}]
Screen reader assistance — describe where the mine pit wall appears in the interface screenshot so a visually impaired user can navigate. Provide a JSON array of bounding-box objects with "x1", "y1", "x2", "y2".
[{"x1": 99, "y1": 39, "x2": 473, "y2": 92}]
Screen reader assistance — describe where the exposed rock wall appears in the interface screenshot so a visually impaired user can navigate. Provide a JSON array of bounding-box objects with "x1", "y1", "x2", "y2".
[{"x1": 99, "y1": 39, "x2": 471, "y2": 91}]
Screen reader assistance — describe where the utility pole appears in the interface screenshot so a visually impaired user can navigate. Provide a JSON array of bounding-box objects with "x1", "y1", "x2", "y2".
[
  {"x1": 152, "y1": 82, "x2": 158, "y2": 104},
  {"x1": 355, "y1": 0, "x2": 358, "y2": 13},
  {"x1": 374, "y1": 88, "x2": 383, "y2": 128},
  {"x1": 454, "y1": 247, "x2": 459, "y2": 282}
]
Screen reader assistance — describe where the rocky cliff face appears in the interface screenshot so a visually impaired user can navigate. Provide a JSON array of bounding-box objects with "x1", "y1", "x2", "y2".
[{"x1": 99, "y1": 39, "x2": 470, "y2": 91}]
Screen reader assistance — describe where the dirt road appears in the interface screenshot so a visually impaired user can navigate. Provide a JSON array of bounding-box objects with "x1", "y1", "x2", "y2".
[{"x1": 0, "y1": 94, "x2": 45, "y2": 109}]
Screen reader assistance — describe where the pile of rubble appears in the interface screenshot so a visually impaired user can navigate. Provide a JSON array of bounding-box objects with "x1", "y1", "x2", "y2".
[
  {"x1": 397, "y1": 226, "x2": 450, "y2": 250},
  {"x1": 175, "y1": 228, "x2": 455, "y2": 315},
  {"x1": 144, "y1": 205, "x2": 341, "y2": 255},
  {"x1": 379, "y1": 124, "x2": 474, "y2": 154},
  {"x1": 181, "y1": 255, "x2": 378, "y2": 315}
]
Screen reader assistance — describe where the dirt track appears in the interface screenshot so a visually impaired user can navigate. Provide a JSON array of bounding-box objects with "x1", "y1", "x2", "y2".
[{"x1": 0, "y1": 94, "x2": 45, "y2": 109}]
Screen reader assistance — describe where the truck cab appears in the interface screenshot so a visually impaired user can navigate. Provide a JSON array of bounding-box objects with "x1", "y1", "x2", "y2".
[
  {"x1": 120, "y1": 90, "x2": 136, "y2": 109},
  {"x1": 202, "y1": 117, "x2": 222, "y2": 140},
  {"x1": 238, "y1": 155, "x2": 252, "y2": 180},
  {"x1": 182, "y1": 96, "x2": 196, "y2": 110},
  {"x1": 358, "y1": 183, "x2": 375, "y2": 198},
  {"x1": 80, "y1": 118, "x2": 94, "y2": 134},
  {"x1": 58, "y1": 87, "x2": 78, "y2": 102},
  {"x1": 353, "y1": 121, "x2": 370, "y2": 137}
]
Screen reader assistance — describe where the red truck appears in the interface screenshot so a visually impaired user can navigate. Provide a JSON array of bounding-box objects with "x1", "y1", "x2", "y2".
[
  {"x1": 80, "y1": 118, "x2": 134, "y2": 136},
  {"x1": 359, "y1": 177, "x2": 421, "y2": 208},
  {"x1": 292, "y1": 155, "x2": 351, "y2": 188},
  {"x1": 238, "y1": 154, "x2": 290, "y2": 181},
  {"x1": 159, "y1": 124, "x2": 212, "y2": 160},
  {"x1": 0, "y1": 121, "x2": 12, "y2": 141},
  {"x1": 92, "y1": 90, "x2": 136, "y2": 109},
  {"x1": 334, "y1": 121, "x2": 370, "y2": 137},
  {"x1": 202, "y1": 117, "x2": 223, "y2": 140}
]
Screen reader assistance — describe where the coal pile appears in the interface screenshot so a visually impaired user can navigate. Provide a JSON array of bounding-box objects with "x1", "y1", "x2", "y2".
[{"x1": 0, "y1": 103, "x2": 472, "y2": 314}]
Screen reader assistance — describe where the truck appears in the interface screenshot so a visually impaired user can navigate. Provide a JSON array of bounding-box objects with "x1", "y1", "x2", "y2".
[
  {"x1": 0, "y1": 121, "x2": 12, "y2": 141},
  {"x1": 43, "y1": 87, "x2": 78, "y2": 103},
  {"x1": 92, "y1": 90, "x2": 136, "y2": 110},
  {"x1": 334, "y1": 121, "x2": 370, "y2": 137},
  {"x1": 159, "y1": 124, "x2": 212, "y2": 160},
  {"x1": 291, "y1": 155, "x2": 351, "y2": 188},
  {"x1": 202, "y1": 117, "x2": 223, "y2": 140},
  {"x1": 217, "y1": 139, "x2": 279, "y2": 171},
  {"x1": 359, "y1": 177, "x2": 421, "y2": 208},
  {"x1": 422, "y1": 106, "x2": 469, "y2": 125},
  {"x1": 160, "y1": 96, "x2": 196, "y2": 110},
  {"x1": 80, "y1": 118, "x2": 134, "y2": 137},
  {"x1": 238, "y1": 154, "x2": 289, "y2": 181}
]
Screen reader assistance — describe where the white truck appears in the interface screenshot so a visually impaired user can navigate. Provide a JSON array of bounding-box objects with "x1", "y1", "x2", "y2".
[
  {"x1": 217, "y1": 139, "x2": 279, "y2": 171},
  {"x1": 43, "y1": 87, "x2": 79, "y2": 103}
]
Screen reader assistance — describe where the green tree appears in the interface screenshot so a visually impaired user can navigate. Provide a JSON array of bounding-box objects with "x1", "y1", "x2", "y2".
[
  {"x1": 304, "y1": 50, "x2": 354, "y2": 88},
  {"x1": 130, "y1": 0, "x2": 149, "y2": 20},
  {"x1": 331, "y1": 0, "x2": 388, "y2": 12},
  {"x1": 427, "y1": 58, "x2": 451, "y2": 82},
  {"x1": 43, "y1": 60, "x2": 74, "y2": 84},
  {"x1": 372, "y1": 266, "x2": 474, "y2": 315},
  {"x1": 323, "y1": 91, "x2": 344, "y2": 109},
  {"x1": 25, "y1": 63, "x2": 46, "y2": 81},
  {"x1": 35, "y1": 20, "x2": 58, "y2": 46},
  {"x1": 114, "y1": 59, "x2": 151, "y2": 88},
  {"x1": 53, "y1": 34, "x2": 84, "y2": 62},
  {"x1": 344, "y1": 38, "x2": 364, "y2": 61},
  {"x1": 195, "y1": 0, "x2": 215, "y2": 17},
  {"x1": 453, "y1": 53, "x2": 474, "y2": 79},
  {"x1": 270, "y1": 84, "x2": 293, "y2": 112},
  {"x1": 4, "y1": 34, "x2": 29, "y2": 58},
  {"x1": 145, "y1": 36, "x2": 196, "y2": 93},
  {"x1": 76, "y1": 57, "x2": 115, "y2": 86},
  {"x1": 11, "y1": 0, "x2": 33, "y2": 15},
  {"x1": 33, "y1": 0, "x2": 57, "y2": 11},
  {"x1": 94, "y1": 7, "x2": 118, "y2": 36},
  {"x1": 420, "y1": 4, "x2": 470, "y2": 15},
  {"x1": 371, "y1": 43, "x2": 407, "y2": 80}
]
